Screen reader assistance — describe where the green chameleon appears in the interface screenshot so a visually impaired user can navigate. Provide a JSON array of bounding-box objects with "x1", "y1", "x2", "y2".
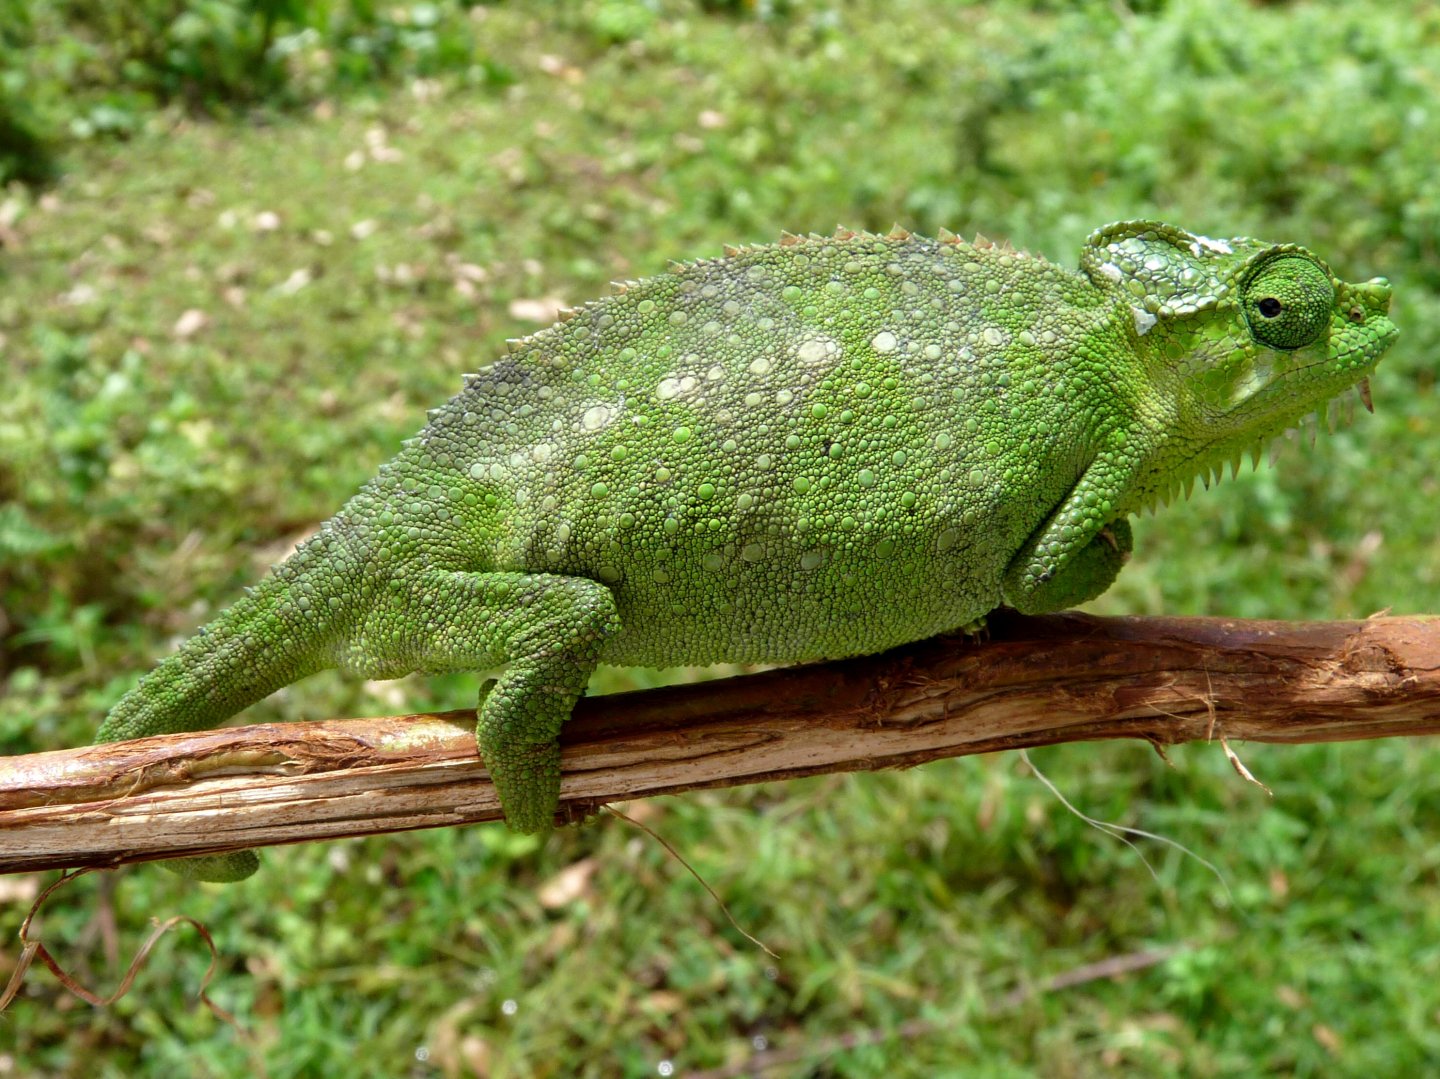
[{"x1": 97, "y1": 220, "x2": 1397, "y2": 880}]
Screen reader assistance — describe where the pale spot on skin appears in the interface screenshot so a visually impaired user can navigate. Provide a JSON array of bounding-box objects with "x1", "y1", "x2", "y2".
[
  {"x1": 748, "y1": 356, "x2": 774, "y2": 376},
  {"x1": 1132, "y1": 307, "x2": 1158, "y2": 336},
  {"x1": 796, "y1": 336, "x2": 840, "y2": 366},
  {"x1": 870, "y1": 330, "x2": 898, "y2": 354},
  {"x1": 581, "y1": 403, "x2": 616, "y2": 430},
  {"x1": 656, "y1": 375, "x2": 700, "y2": 401},
  {"x1": 1098, "y1": 262, "x2": 1123, "y2": 283}
]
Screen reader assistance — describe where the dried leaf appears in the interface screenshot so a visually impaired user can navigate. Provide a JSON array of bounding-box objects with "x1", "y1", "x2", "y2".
[
  {"x1": 172, "y1": 309, "x2": 209, "y2": 338},
  {"x1": 537, "y1": 857, "x2": 598, "y2": 909}
]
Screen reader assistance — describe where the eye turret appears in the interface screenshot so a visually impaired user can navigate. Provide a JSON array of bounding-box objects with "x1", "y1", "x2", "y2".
[{"x1": 1242, "y1": 256, "x2": 1335, "y2": 351}]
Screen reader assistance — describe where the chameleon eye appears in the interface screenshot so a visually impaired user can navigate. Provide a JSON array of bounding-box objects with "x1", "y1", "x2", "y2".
[{"x1": 1242, "y1": 256, "x2": 1334, "y2": 350}]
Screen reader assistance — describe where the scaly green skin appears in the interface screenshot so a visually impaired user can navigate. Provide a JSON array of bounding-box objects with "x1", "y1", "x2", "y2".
[{"x1": 96, "y1": 220, "x2": 1397, "y2": 880}]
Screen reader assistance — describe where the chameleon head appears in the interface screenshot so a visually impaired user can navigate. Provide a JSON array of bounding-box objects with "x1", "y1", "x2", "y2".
[{"x1": 1083, "y1": 220, "x2": 1398, "y2": 450}]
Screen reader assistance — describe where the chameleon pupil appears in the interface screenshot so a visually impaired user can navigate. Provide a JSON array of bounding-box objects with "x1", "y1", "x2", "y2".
[{"x1": 1258, "y1": 297, "x2": 1283, "y2": 318}]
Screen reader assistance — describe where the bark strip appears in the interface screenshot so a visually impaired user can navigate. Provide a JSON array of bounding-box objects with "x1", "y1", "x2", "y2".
[{"x1": 2, "y1": 612, "x2": 1437, "y2": 875}]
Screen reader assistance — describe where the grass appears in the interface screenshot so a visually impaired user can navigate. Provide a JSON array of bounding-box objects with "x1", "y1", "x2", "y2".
[{"x1": 2, "y1": 0, "x2": 1440, "y2": 1075}]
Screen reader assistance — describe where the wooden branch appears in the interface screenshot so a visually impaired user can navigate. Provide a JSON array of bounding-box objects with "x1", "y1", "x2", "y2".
[{"x1": 2, "y1": 612, "x2": 1438, "y2": 875}]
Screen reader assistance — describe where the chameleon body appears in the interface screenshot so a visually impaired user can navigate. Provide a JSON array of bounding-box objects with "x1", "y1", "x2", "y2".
[{"x1": 96, "y1": 221, "x2": 1397, "y2": 879}]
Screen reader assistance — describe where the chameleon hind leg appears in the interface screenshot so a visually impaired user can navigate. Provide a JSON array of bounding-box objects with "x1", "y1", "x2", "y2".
[{"x1": 351, "y1": 570, "x2": 620, "y2": 834}]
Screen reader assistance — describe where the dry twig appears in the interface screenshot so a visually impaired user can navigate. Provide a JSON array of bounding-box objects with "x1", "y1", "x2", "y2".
[{"x1": 1, "y1": 612, "x2": 1437, "y2": 875}]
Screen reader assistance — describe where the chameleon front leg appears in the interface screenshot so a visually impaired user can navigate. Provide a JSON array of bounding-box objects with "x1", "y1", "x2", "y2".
[
  {"x1": 1001, "y1": 460, "x2": 1135, "y2": 615},
  {"x1": 348, "y1": 570, "x2": 620, "y2": 834},
  {"x1": 1005, "y1": 517, "x2": 1131, "y2": 613}
]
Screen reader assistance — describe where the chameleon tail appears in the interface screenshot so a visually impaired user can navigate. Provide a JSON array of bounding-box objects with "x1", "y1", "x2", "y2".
[
  {"x1": 96, "y1": 526, "x2": 365, "y2": 880},
  {"x1": 97, "y1": 526, "x2": 361, "y2": 746}
]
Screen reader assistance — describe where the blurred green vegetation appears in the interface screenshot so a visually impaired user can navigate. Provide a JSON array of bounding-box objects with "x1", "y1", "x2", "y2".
[
  {"x1": 0, "y1": 0, "x2": 521, "y2": 185},
  {"x1": 2, "y1": 0, "x2": 1438, "y2": 1075}
]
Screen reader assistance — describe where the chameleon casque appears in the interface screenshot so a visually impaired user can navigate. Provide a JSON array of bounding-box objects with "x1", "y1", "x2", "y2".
[{"x1": 96, "y1": 220, "x2": 1397, "y2": 880}]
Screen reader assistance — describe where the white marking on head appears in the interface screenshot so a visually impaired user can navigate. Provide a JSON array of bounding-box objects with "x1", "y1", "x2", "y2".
[
  {"x1": 1190, "y1": 235, "x2": 1233, "y2": 256},
  {"x1": 1131, "y1": 306, "x2": 1158, "y2": 336}
]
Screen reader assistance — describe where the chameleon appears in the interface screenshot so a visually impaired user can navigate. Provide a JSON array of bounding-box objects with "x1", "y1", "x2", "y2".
[{"x1": 96, "y1": 219, "x2": 1397, "y2": 880}]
